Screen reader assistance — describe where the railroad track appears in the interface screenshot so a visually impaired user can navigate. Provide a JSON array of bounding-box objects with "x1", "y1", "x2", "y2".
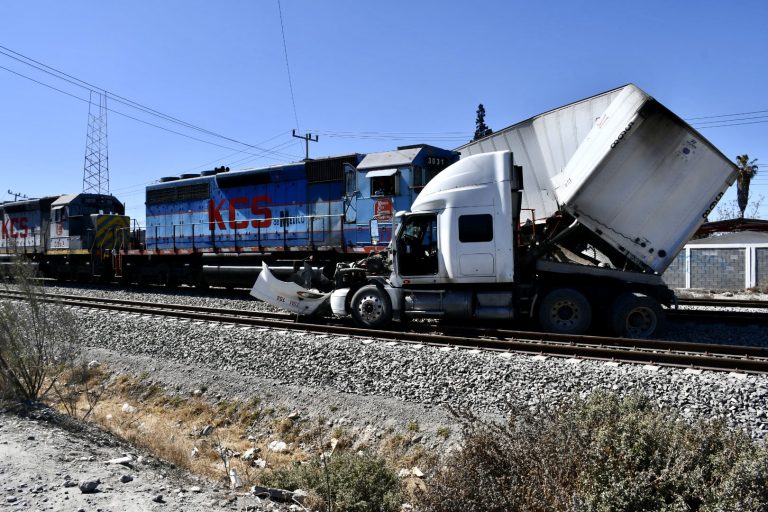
[
  {"x1": 3, "y1": 289, "x2": 768, "y2": 374},
  {"x1": 669, "y1": 297, "x2": 768, "y2": 325},
  {"x1": 677, "y1": 297, "x2": 768, "y2": 309}
]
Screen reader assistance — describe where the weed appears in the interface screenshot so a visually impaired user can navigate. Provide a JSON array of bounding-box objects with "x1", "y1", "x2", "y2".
[
  {"x1": 274, "y1": 417, "x2": 294, "y2": 435},
  {"x1": 263, "y1": 451, "x2": 402, "y2": 512},
  {"x1": 0, "y1": 259, "x2": 81, "y2": 402},
  {"x1": 418, "y1": 392, "x2": 768, "y2": 512}
]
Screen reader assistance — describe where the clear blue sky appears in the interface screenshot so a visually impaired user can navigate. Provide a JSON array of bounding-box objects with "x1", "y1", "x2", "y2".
[{"x1": 1, "y1": 1, "x2": 767, "y2": 223}]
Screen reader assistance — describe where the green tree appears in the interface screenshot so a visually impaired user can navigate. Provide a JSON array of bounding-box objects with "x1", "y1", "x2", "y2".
[
  {"x1": 736, "y1": 154, "x2": 758, "y2": 218},
  {"x1": 473, "y1": 103, "x2": 492, "y2": 141}
]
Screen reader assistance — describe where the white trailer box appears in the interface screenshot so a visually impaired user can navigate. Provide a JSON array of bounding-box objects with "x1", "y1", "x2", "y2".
[
  {"x1": 458, "y1": 86, "x2": 625, "y2": 221},
  {"x1": 458, "y1": 84, "x2": 736, "y2": 274}
]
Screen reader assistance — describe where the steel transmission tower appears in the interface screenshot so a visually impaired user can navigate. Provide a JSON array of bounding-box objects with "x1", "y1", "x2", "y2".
[{"x1": 82, "y1": 90, "x2": 109, "y2": 194}]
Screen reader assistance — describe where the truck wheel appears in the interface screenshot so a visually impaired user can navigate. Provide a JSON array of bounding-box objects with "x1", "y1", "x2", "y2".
[
  {"x1": 350, "y1": 285, "x2": 393, "y2": 329},
  {"x1": 611, "y1": 293, "x2": 664, "y2": 338},
  {"x1": 538, "y1": 288, "x2": 592, "y2": 335}
]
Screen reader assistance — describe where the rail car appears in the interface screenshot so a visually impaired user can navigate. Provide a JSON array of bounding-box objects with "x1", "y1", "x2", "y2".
[
  {"x1": 2, "y1": 144, "x2": 456, "y2": 287},
  {"x1": 0, "y1": 193, "x2": 128, "y2": 280}
]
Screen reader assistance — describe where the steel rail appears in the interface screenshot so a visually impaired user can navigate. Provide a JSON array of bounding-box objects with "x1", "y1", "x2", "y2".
[
  {"x1": 677, "y1": 297, "x2": 768, "y2": 309},
  {"x1": 0, "y1": 289, "x2": 292, "y2": 320},
  {"x1": 667, "y1": 308, "x2": 768, "y2": 324},
  {"x1": 2, "y1": 290, "x2": 768, "y2": 374}
]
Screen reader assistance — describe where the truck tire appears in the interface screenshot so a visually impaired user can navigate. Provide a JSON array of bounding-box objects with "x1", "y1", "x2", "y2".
[
  {"x1": 538, "y1": 288, "x2": 592, "y2": 335},
  {"x1": 350, "y1": 285, "x2": 393, "y2": 329},
  {"x1": 611, "y1": 293, "x2": 664, "y2": 338}
]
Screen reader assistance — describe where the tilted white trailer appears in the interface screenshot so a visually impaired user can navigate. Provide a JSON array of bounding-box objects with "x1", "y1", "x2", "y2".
[{"x1": 457, "y1": 84, "x2": 736, "y2": 275}]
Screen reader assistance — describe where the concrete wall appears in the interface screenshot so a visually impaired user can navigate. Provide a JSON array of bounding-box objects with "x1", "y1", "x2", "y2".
[
  {"x1": 663, "y1": 243, "x2": 768, "y2": 290},
  {"x1": 663, "y1": 252, "x2": 687, "y2": 289},
  {"x1": 758, "y1": 248, "x2": 768, "y2": 288}
]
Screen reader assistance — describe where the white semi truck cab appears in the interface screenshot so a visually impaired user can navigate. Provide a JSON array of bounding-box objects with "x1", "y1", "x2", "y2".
[{"x1": 336, "y1": 151, "x2": 524, "y2": 325}]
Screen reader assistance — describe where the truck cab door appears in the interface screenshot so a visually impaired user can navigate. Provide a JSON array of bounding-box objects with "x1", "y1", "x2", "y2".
[{"x1": 453, "y1": 208, "x2": 496, "y2": 278}]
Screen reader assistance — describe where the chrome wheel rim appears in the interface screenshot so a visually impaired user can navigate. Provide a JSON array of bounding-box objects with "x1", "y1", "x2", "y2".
[{"x1": 357, "y1": 293, "x2": 384, "y2": 324}]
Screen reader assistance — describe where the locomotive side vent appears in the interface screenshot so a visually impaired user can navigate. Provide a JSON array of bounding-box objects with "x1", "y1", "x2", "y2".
[
  {"x1": 306, "y1": 155, "x2": 358, "y2": 183},
  {"x1": 146, "y1": 183, "x2": 210, "y2": 205}
]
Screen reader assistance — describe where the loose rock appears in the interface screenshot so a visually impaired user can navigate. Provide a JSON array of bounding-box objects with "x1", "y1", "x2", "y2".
[{"x1": 78, "y1": 478, "x2": 101, "y2": 494}]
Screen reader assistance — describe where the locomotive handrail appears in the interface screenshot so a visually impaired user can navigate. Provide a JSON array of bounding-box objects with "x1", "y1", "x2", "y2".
[{"x1": 145, "y1": 212, "x2": 344, "y2": 251}]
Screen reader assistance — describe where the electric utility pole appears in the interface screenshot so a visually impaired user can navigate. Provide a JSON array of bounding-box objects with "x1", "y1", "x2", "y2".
[
  {"x1": 292, "y1": 129, "x2": 318, "y2": 160},
  {"x1": 7, "y1": 190, "x2": 28, "y2": 202},
  {"x1": 83, "y1": 90, "x2": 110, "y2": 194}
]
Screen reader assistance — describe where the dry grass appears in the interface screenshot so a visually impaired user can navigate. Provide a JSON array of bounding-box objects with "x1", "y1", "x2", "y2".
[
  {"x1": 52, "y1": 373, "x2": 301, "y2": 486},
  {"x1": 51, "y1": 369, "x2": 437, "y2": 495}
]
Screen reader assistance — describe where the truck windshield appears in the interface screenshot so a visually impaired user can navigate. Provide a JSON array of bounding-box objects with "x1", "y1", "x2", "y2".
[{"x1": 398, "y1": 214, "x2": 438, "y2": 276}]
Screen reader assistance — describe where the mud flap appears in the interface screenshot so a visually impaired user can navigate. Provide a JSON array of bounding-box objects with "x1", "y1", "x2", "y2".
[{"x1": 250, "y1": 262, "x2": 330, "y2": 316}]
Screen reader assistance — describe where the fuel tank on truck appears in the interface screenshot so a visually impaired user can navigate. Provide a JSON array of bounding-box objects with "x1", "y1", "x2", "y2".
[{"x1": 458, "y1": 84, "x2": 737, "y2": 274}]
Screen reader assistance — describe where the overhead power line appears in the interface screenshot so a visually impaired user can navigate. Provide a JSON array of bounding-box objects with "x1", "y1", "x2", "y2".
[
  {"x1": 1, "y1": 61, "x2": 300, "y2": 160},
  {"x1": 312, "y1": 129, "x2": 473, "y2": 142},
  {"x1": 692, "y1": 114, "x2": 768, "y2": 126},
  {"x1": 694, "y1": 119, "x2": 768, "y2": 129},
  {"x1": 686, "y1": 106, "x2": 768, "y2": 130},
  {"x1": 686, "y1": 108, "x2": 768, "y2": 121},
  {"x1": 0, "y1": 44, "x2": 298, "y2": 160},
  {"x1": 277, "y1": 0, "x2": 300, "y2": 131}
]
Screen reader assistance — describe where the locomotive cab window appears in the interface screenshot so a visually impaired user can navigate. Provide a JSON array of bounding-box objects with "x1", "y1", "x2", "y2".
[
  {"x1": 53, "y1": 207, "x2": 65, "y2": 222},
  {"x1": 344, "y1": 165, "x2": 357, "y2": 197},
  {"x1": 367, "y1": 169, "x2": 399, "y2": 197},
  {"x1": 371, "y1": 177, "x2": 397, "y2": 196}
]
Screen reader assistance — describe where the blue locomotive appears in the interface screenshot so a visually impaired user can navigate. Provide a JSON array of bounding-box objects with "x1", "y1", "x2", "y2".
[{"x1": 124, "y1": 143, "x2": 457, "y2": 286}]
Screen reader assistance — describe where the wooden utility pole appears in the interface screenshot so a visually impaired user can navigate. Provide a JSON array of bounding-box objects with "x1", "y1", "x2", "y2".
[{"x1": 292, "y1": 130, "x2": 318, "y2": 160}]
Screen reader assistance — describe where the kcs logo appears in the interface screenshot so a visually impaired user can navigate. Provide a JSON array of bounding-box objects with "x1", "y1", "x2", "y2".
[{"x1": 208, "y1": 196, "x2": 272, "y2": 230}]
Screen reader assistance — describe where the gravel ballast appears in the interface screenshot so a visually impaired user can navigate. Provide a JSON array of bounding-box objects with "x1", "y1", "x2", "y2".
[{"x1": 45, "y1": 283, "x2": 768, "y2": 441}]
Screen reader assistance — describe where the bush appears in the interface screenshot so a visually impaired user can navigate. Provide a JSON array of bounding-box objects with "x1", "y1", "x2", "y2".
[
  {"x1": 0, "y1": 260, "x2": 80, "y2": 402},
  {"x1": 418, "y1": 393, "x2": 768, "y2": 512},
  {"x1": 263, "y1": 451, "x2": 402, "y2": 512}
]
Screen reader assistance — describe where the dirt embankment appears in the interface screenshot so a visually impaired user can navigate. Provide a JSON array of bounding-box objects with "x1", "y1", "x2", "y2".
[{"x1": 0, "y1": 406, "x2": 290, "y2": 511}]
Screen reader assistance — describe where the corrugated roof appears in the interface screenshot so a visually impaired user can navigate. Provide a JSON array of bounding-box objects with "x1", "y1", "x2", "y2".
[{"x1": 357, "y1": 148, "x2": 422, "y2": 170}]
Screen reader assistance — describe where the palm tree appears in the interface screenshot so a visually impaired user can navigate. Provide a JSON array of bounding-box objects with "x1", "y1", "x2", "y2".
[{"x1": 735, "y1": 154, "x2": 759, "y2": 218}]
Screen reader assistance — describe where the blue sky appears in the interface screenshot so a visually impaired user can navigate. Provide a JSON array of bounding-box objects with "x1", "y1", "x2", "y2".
[{"x1": 1, "y1": 1, "x2": 767, "y2": 223}]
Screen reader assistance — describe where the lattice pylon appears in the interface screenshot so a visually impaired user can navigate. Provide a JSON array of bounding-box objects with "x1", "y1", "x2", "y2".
[{"x1": 82, "y1": 91, "x2": 109, "y2": 194}]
